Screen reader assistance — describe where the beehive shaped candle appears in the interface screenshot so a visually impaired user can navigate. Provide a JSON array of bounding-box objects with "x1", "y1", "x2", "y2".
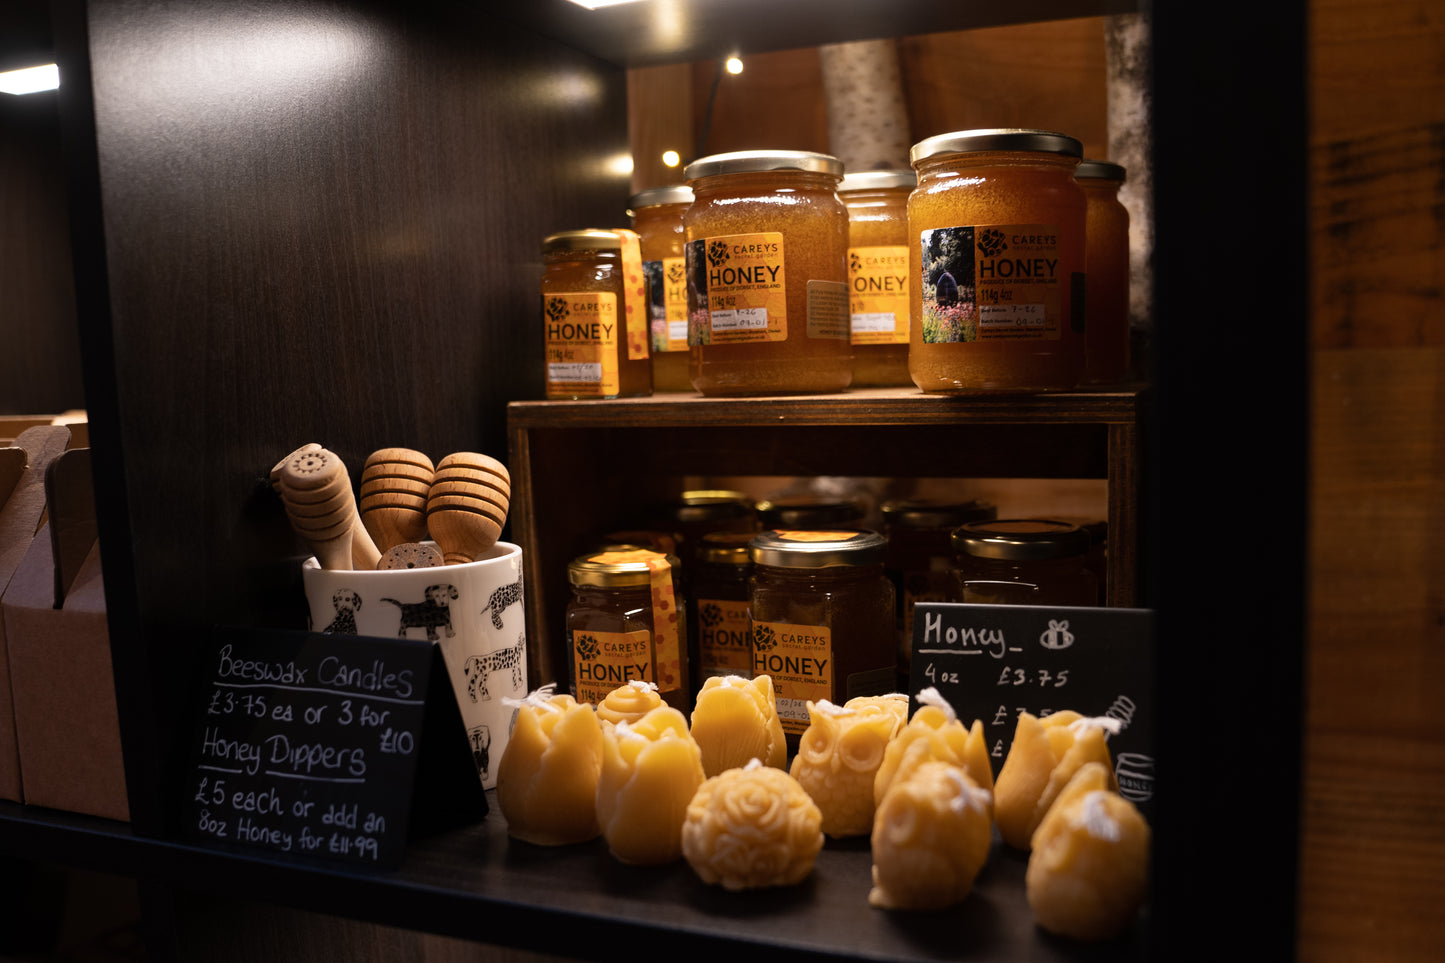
[
  {"x1": 873, "y1": 686, "x2": 994, "y2": 811},
  {"x1": 496, "y1": 685, "x2": 604, "y2": 845},
  {"x1": 595, "y1": 706, "x2": 705, "y2": 865},
  {"x1": 681, "y1": 759, "x2": 824, "y2": 891},
  {"x1": 596, "y1": 680, "x2": 664, "y2": 728},
  {"x1": 789, "y1": 698, "x2": 905, "y2": 838},
  {"x1": 993, "y1": 710, "x2": 1119, "y2": 851},
  {"x1": 868, "y1": 760, "x2": 994, "y2": 911},
  {"x1": 1025, "y1": 761, "x2": 1150, "y2": 942},
  {"x1": 688, "y1": 674, "x2": 787, "y2": 777}
]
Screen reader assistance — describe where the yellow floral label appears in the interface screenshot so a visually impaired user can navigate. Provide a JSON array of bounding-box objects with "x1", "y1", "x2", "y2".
[
  {"x1": 646, "y1": 256, "x2": 689, "y2": 353},
  {"x1": 572, "y1": 628, "x2": 653, "y2": 705},
  {"x1": 847, "y1": 245, "x2": 910, "y2": 345},
  {"x1": 696, "y1": 597, "x2": 752, "y2": 677},
  {"x1": 919, "y1": 223, "x2": 1063, "y2": 343},
  {"x1": 689, "y1": 232, "x2": 788, "y2": 344},
  {"x1": 751, "y1": 620, "x2": 832, "y2": 735},
  {"x1": 543, "y1": 292, "x2": 618, "y2": 398},
  {"x1": 616, "y1": 228, "x2": 650, "y2": 361}
]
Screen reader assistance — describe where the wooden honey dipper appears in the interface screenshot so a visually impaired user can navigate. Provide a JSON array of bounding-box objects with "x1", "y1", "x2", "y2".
[
  {"x1": 358, "y1": 447, "x2": 435, "y2": 556},
  {"x1": 275, "y1": 446, "x2": 376, "y2": 571},
  {"x1": 426, "y1": 451, "x2": 511, "y2": 565},
  {"x1": 270, "y1": 444, "x2": 380, "y2": 570}
]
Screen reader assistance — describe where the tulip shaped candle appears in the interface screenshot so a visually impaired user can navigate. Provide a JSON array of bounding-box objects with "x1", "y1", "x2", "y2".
[
  {"x1": 790, "y1": 698, "x2": 905, "y2": 838},
  {"x1": 873, "y1": 687, "x2": 994, "y2": 809},
  {"x1": 596, "y1": 679, "x2": 664, "y2": 728},
  {"x1": 689, "y1": 674, "x2": 787, "y2": 777},
  {"x1": 868, "y1": 760, "x2": 994, "y2": 911},
  {"x1": 1026, "y1": 761, "x2": 1150, "y2": 941},
  {"x1": 496, "y1": 685, "x2": 605, "y2": 845},
  {"x1": 994, "y1": 710, "x2": 1119, "y2": 851},
  {"x1": 681, "y1": 760, "x2": 824, "y2": 891},
  {"x1": 595, "y1": 705, "x2": 705, "y2": 865}
]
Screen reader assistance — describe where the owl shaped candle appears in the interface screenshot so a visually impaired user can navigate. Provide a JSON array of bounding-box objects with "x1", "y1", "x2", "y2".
[
  {"x1": 595, "y1": 705, "x2": 705, "y2": 865},
  {"x1": 868, "y1": 760, "x2": 994, "y2": 911},
  {"x1": 790, "y1": 698, "x2": 906, "y2": 838},
  {"x1": 873, "y1": 686, "x2": 994, "y2": 810},
  {"x1": 689, "y1": 674, "x2": 787, "y2": 777},
  {"x1": 993, "y1": 710, "x2": 1119, "y2": 851},
  {"x1": 496, "y1": 685, "x2": 604, "y2": 846}
]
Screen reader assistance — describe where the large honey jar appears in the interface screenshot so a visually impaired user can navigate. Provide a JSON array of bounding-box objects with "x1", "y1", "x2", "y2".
[
  {"x1": 908, "y1": 129, "x2": 1087, "y2": 394},
  {"x1": 683, "y1": 150, "x2": 851, "y2": 395},
  {"x1": 566, "y1": 548, "x2": 689, "y2": 711},
  {"x1": 839, "y1": 169, "x2": 917, "y2": 387},
  {"x1": 541, "y1": 229, "x2": 652, "y2": 400},
  {"x1": 949, "y1": 519, "x2": 1097, "y2": 607},
  {"x1": 747, "y1": 530, "x2": 896, "y2": 746},
  {"x1": 689, "y1": 531, "x2": 756, "y2": 684},
  {"x1": 629, "y1": 186, "x2": 694, "y2": 392},
  {"x1": 1075, "y1": 160, "x2": 1131, "y2": 384}
]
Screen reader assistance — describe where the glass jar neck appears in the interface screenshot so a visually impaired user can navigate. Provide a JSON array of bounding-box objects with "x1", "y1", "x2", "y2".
[
  {"x1": 915, "y1": 150, "x2": 1080, "y2": 181},
  {"x1": 690, "y1": 170, "x2": 842, "y2": 198}
]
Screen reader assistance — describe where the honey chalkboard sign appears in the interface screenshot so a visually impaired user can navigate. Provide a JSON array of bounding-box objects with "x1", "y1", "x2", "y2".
[
  {"x1": 908, "y1": 603, "x2": 1155, "y2": 816},
  {"x1": 182, "y1": 626, "x2": 481, "y2": 868}
]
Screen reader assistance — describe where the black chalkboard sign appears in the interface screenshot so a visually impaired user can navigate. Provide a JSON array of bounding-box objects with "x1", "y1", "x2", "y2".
[
  {"x1": 182, "y1": 626, "x2": 471, "y2": 868},
  {"x1": 908, "y1": 603, "x2": 1155, "y2": 817}
]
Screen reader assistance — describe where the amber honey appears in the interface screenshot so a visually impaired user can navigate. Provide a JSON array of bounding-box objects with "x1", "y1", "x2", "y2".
[
  {"x1": 629, "y1": 186, "x2": 694, "y2": 392},
  {"x1": 1076, "y1": 160, "x2": 1131, "y2": 384},
  {"x1": 908, "y1": 129, "x2": 1087, "y2": 394},
  {"x1": 689, "y1": 531, "x2": 756, "y2": 684},
  {"x1": 541, "y1": 229, "x2": 652, "y2": 400},
  {"x1": 839, "y1": 170, "x2": 917, "y2": 387},
  {"x1": 683, "y1": 151, "x2": 851, "y2": 395}
]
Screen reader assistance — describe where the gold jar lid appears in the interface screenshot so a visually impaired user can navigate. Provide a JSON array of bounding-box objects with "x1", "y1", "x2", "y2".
[
  {"x1": 1075, "y1": 159, "x2": 1127, "y2": 181},
  {"x1": 910, "y1": 128, "x2": 1083, "y2": 165},
  {"x1": 684, "y1": 149, "x2": 844, "y2": 181},
  {"x1": 838, "y1": 169, "x2": 917, "y2": 193},
  {"x1": 880, "y1": 498, "x2": 997, "y2": 531},
  {"x1": 541, "y1": 229, "x2": 621, "y2": 255},
  {"x1": 568, "y1": 547, "x2": 681, "y2": 588},
  {"x1": 951, "y1": 519, "x2": 1090, "y2": 561},
  {"x1": 749, "y1": 529, "x2": 887, "y2": 569},
  {"x1": 628, "y1": 185, "x2": 694, "y2": 211},
  {"x1": 696, "y1": 531, "x2": 756, "y2": 567},
  {"x1": 658, "y1": 489, "x2": 755, "y2": 526},
  {"x1": 755, "y1": 495, "x2": 865, "y2": 529}
]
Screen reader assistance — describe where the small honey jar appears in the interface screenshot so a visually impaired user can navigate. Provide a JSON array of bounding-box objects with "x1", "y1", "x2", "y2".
[
  {"x1": 541, "y1": 229, "x2": 652, "y2": 400},
  {"x1": 1075, "y1": 160, "x2": 1131, "y2": 384},
  {"x1": 908, "y1": 129, "x2": 1087, "y2": 394},
  {"x1": 839, "y1": 169, "x2": 917, "y2": 387},
  {"x1": 689, "y1": 532, "x2": 756, "y2": 683},
  {"x1": 683, "y1": 150, "x2": 851, "y2": 395},
  {"x1": 566, "y1": 548, "x2": 689, "y2": 711},
  {"x1": 950, "y1": 519, "x2": 1097, "y2": 607},
  {"x1": 755, "y1": 494, "x2": 867, "y2": 531},
  {"x1": 747, "y1": 530, "x2": 896, "y2": 746},
  {"x1": 628, "y1": 186, "x2": 694, "y2": 393}
]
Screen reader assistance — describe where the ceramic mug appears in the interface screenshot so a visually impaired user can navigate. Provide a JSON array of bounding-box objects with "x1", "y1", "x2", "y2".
[{"x1": 300, "y1": 541, "x2": 526, "y2": 790}]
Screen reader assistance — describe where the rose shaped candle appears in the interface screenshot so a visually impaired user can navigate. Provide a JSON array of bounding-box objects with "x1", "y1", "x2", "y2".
[
  {"x1": 1026, "y1": 761, "x2": 1150, "y2": 941},
  {"x1": 994, "y1": 710, "x2": 1119, "y2": 850},
  {"x1": 689, "y1": 674, "x2": 787, "y2": 777},
  {"x1": 596, "y1": 679, "x2": 664, "y2": 728},
  {"x1": 681, "y1": 759, "x2": 824, "y2": 890},
  {"x1": 496, "y1": 684, "x2": 605, "y2": 845},
  {"x1": 868, "y1": 760, "x2": 994, "y2": 910},
  {"x1": 595, "y1": 705, "x2": 705, "y2": 865},
  {"x1": 789, "y1": 698, "x2": 905, "y2": 838},
  {"x1": 873, "y1": 686, "x2": 994, "y2": 810}
]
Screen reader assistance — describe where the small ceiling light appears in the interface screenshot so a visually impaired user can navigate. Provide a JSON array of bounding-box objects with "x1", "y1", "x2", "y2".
[
  {"x1": 565, "y1": 0, "x2": 644, "y2": 9},
  {"x1": 661, "y1": 150, "x2": 681, "y2": 168},
  {"x1": 0, "y1": 63, "x2": 60, "y2": 95},
  {"x1": 725, "y1": 57, "x2": 744, "y2": 75}
]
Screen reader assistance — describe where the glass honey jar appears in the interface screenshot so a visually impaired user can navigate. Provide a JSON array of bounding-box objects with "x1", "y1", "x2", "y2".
[
  {"x1": 541, "y1": 229, "x2": 652, "y2": 400},
  {"x1": 908, "y1": 129, "x2": 1087, "y2": 394},
  {"x1": 628, "y1": 186, "x2": 694, "y2": 393},
  {"x1": 566, "y1": 548, "x2": 689, "y2": 711},
  {"x1": 1075, "y1": 160, "x2": 1131, "y2": 384},
  {"x1": 683, "y1": 150, "x2": 851, "y2": 395},
  {"x1": 747, "y1": 530, "x2": 896, "y2": 746},
  {"x1": 755, "y1": 494, "x2": 867, "y2": 531},
  {"x1": 949, "y1": 519, "x2": 1097, "y2": 607},
  {"x1": 839, "y1": 169, "x2": 917, "y2": 387},
  {"x1": 689, "y1": 531, "x2": 756, "y2": 684}
]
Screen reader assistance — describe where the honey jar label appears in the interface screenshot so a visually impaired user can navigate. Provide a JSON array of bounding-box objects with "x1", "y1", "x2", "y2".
[
  {"x1": 644, "y1": 256, "x2": 690, "y2": 353},
  {"x1": 847, "y1": 245, "x2": 910, "y2": 345},
  {"x1": 919, "y1": 224, "x2": 1063, "y2": 343},
  {"x1": 696, "y1": 597, "x2": 752, "y2": 677},
  {"x1": 750, "y1": 620, "x2": 833, "y2": 735},
  {"x1": 805, "y1": 280, "x2": 850, "y2": 340},
  {"x1": 543, "y1": 292, "x2": 619, "y2": 397},
  {"x1": 616, "y1": 229, "x2": 651, "y2": 361},
  {"x1": 686, "y1": 233, "x2": 788, "y2": 344},
  {"x1": 572, "y1": 628, "x2": 655, "y2": 705}
]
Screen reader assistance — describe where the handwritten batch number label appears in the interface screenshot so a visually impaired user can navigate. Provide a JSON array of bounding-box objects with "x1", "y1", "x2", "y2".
[{"x1": 185, "y1": 629, "x2": 433, "y2": 867}]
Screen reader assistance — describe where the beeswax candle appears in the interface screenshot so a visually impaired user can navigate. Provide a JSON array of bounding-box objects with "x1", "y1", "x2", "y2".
[
  {"x1": 496, "y1": 685, "x2": 604, "y2": 846},
  {"x1": 790, "y1": 698, "x2": 905, "y2": 838},
  {"x1": 681, "y1": 759, "x2": 823, "y2": 891},
  {"x1": 595, "y1": 706, "x2": 705, "y2": 865},
  {"x1": 1026, "y1": 761, "x2": 1150, "y2": 941},
  {"x1": 689, "y1": 674, "x2": 787, "y2": 776},
  {"x1": 596, "y1": 679, "x2": 664, "y2": 728},
  {"x1": 868, "y1": 760, "x2": 994, "y2": 910},
  {"x1": 873, "y1": 686, "x2": 993, "y2": 808},
  {"x1": 994, "y1": 710, "x2": 1119, "y2": 850}
]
